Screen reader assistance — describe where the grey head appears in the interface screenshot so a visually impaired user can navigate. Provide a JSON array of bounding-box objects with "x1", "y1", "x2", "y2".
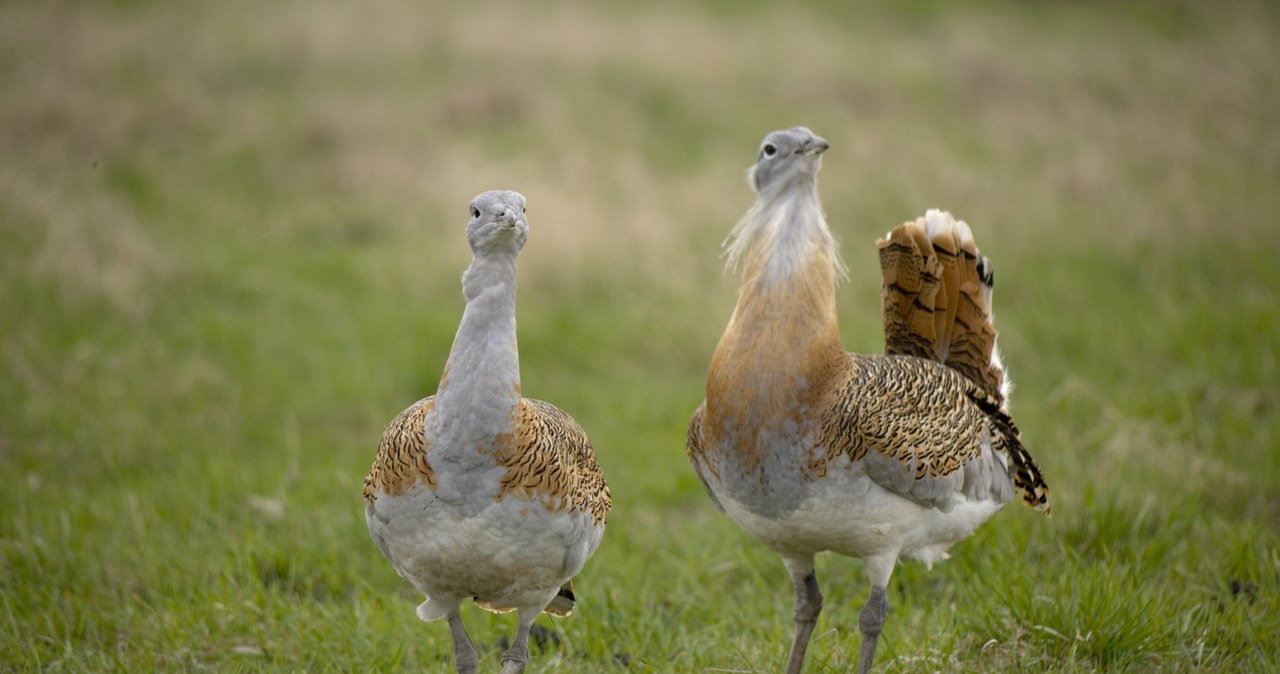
[
  {"x1": 466, "y1": 190, "x2": 529, "y2": 255},
  {"x1": 748, "y1": 127, "x2": 829, "y2": 194}
]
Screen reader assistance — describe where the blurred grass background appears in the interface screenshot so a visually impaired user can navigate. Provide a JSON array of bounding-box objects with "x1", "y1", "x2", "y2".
[{"x1": 1, "y1": 0, "x2": 1277, "y2": 671}]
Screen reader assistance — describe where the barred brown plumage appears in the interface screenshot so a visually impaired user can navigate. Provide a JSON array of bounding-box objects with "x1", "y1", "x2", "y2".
[
  {"x1": 365, "y1": 396, "x2": 611, "y2": 525},
  {"x1": 686, "y1": 128, "x2": 1050, "y2": 674},
  {"x1": 878, "y1": 214, "x2": 1005, "y2": 404},
  {"x1": 363, "y1": 396, "x2": 436, "y2": 503},
  {"x1": 497, "y1": 400, "x2": 611, "y2": 524}
]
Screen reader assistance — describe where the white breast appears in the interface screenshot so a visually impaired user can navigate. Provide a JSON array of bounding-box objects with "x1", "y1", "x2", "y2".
[{"x1": 367, "y1": 483, "x2": 604, "y2": 619}]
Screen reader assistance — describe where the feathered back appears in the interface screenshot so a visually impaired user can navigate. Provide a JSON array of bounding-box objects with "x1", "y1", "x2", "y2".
[{"x1": 878, "y1": 210, "x2": 1006, "y2": 405}]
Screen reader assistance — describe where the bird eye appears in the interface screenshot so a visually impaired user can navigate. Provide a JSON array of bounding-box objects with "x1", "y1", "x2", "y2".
[
  {"x1": 522, "y1": 205, "x2": 526, "y2": 214},
  {"x1": 471, "y1": 206, "x2": 481, "y2": 219},
  {"x1": 763, "y1": 143, "x2": 777, "y2": 157}
]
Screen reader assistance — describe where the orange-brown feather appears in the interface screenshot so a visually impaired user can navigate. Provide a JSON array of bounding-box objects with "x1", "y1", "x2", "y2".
[
  {"x1": 703, "y1": 247, "x2": 845, "y2": 476},
  {"x1": 363, "y1": 397, "x2": 437, "y2": 504},
  {"x1": 878, "y1": 216, "x2": 1003, "y2": 403},
  {"x1": 494, "y1": 399, "x2": 611, "y2": 526}
]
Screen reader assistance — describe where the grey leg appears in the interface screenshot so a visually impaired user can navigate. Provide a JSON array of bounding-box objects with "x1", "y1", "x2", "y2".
[
  {"x1": 783, "y1": 557, "x2": 823, "y2": 674},
  {"x1": 497, "y1": 608, "x2": 538, "y2": 674},
  {"x1": 446, "y1": 612, "x2": 478, "y2": 674},
  {"x1": 856, "y1": 585, "x2": 889, "y2": 674}
]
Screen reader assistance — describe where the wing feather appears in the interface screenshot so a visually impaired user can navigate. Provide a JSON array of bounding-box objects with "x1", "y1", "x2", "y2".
[
  {"x1": 497, "y1": 399, "x2": 611, "y2": 525},
  {"x1": 817, "y1": 355, "x2": 1017, "y2": 511},
  {"x1": 364, "y1": 396, "x2": 437, "y2": 504}
]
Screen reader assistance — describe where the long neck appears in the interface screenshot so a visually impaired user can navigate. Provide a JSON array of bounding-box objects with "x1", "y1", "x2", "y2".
[
  {"x1": 708, "y1": 183, "x2": 845, "y2": 423},
  {"x1": 432, "y1": 253, "x2": 522, "y2": 446}
]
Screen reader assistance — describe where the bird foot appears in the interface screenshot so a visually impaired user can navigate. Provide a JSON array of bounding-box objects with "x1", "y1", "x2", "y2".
[
  {"x1": 498, "y1": 658, "x2": 526, "y2": 674},
  {"x1": 856, "y1": 586, "x2": 890, "y2": 674}
]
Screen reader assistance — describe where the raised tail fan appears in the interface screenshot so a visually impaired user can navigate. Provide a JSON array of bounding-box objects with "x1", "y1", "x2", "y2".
[
  {"x1": 878, "y1": 209, "x2": 1049, "y2": 515},
  {"x1": 877, "y1": 209, "x2": 1006, "y2": 405}
]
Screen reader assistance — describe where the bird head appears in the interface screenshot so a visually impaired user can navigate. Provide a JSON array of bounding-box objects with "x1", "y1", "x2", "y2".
[
  {"x1": 748, "y1": 127, "x2": 829, "y2": 195},
  {"x1": 466, "y1": 190, "x2": 529, "y2": 255}
]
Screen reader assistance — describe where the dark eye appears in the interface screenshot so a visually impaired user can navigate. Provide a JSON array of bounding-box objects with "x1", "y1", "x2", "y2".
[
  {"x1": 522, "y1": 205, "x2": 526, "y2": 214},
  {"x1": 471, "y1": 206, "x2": 481, "y2": 219},
  {"x1": 763, "y1": 143, "x2": 777, "y2": 157}
]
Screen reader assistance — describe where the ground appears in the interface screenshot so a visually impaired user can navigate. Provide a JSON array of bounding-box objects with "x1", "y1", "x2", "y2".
[{"x1": 1, "y1": 0, "x2": 1277, "y2": 671}]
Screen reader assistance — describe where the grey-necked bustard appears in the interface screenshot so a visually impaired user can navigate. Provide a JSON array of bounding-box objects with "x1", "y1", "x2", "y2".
[
  {"x1": 364, "y1": 190, "x2": 611, "y2": 674},
  {"x1": 687, "y1": 128, "x2": 1050, "y2": 674}
]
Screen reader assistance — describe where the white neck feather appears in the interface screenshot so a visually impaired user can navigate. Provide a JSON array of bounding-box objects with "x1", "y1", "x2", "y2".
[
  {"x1": 431, "y1": 253, "x2": 522, "y2": 450},
  {"x1": 723, "y1": 180, "x2": 848, "y2": 285}
]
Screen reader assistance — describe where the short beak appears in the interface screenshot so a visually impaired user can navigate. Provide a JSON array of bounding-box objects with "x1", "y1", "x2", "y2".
[{"x1": 801, "y1": 135, "x2": 830, "y2": 156}]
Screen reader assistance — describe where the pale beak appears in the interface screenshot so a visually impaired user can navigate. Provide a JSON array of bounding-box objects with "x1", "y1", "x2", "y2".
[{"x1": 800, "y1": 135, "x2": 830, "y2": 156}]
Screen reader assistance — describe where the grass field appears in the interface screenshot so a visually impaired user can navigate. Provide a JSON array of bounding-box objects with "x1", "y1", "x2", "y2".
[{"x1": 2, "y1": 0, "x2": 1278, "y2": 672}]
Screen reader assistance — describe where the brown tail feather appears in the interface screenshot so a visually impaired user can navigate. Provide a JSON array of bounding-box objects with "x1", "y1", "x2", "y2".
[{"x1": 878, "y1": 210, "x2": 1005, "y2": 404}]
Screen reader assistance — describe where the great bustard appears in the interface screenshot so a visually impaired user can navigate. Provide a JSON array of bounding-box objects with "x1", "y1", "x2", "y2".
[
  {"x1": 364, "y1": 190, "x2": 611, "y2": 674},
  {"x1": 686, "y1": 128, "x2": 1050, "y2": 674}
]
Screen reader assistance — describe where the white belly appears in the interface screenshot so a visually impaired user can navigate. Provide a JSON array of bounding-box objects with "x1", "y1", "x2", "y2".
[
  {"x1": 367, "y1": 483, "x2": 604, "y2": 617},
  {"x1": 711, "y1": 459, "x2": 1004, "y2": 568}
]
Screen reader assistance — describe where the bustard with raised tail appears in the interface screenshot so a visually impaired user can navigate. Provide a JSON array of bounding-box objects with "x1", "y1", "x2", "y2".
[{"x1": 687, "y1": 128, "x2": 1049, "y2": 674}]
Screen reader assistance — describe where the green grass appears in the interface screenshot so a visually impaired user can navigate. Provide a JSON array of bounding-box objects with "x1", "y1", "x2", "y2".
[{"x1": 2, "y1": 0, "x2": 1278, "y2": 671}]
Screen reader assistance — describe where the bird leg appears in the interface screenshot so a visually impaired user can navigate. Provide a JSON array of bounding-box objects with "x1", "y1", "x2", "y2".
[
  {"x1": 497, "y1": 608, "x2": 538, "y2": 674},
  {"x1": 856, "y1": 585, "x2": 889, "y2": 674},
  {"x1": 783, "y1": 558, "x2": 823, "y2": 674},
  {"x1": 446, "y1": 612, "x2": 479, "y2": 674}
]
